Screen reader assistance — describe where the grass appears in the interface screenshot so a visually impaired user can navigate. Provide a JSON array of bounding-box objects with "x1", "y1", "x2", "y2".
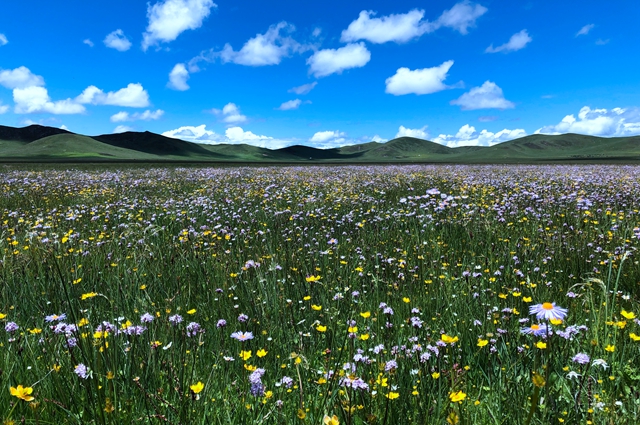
[{"x1": 1, "y1": 164, "x2": 640, "y2": 424}]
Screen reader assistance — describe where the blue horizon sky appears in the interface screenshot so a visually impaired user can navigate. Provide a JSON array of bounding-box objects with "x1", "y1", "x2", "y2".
[{"x1": 0, "y1": 0, "x2": 639, "y2": 149}]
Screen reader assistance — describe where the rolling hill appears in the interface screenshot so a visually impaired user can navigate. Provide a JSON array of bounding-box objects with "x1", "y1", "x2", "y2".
[{"x1": 0, "y1": 124, "x2": 639, "y2": 163}]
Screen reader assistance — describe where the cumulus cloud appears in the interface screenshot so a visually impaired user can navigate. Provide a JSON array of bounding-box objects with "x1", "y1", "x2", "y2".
[
  {"x1": 83, "y1": 39, "x2": 94, "y2": 47},
  {"x1": 13, "y1": 86, "x2": 85, "y2": 114},
  {"x1": 219, "y1": 22, "x2": 305, "y2": 66},
  {"x1": 0, "y1": 66, "x2": 45, "y2": 89},
  {"x1": 309, "y1": 130, "x2": 346, "y2": 144},
  {"x1": 277, "y1": 99, "x2": 305, "y2": 110},
  {"x1": 162, "y1": 124, "x2": 293, "y2": 148},
  {"x1": 307, "y1": 42, "x2": 371, "y2": 78},
  {"x1": 450, "y1": 81, "x2": 514, "y2": 110},
  {"x1": 576, "y1": 24, "x2": 595, "y2": 37},
  {"x1": 396, "y1": 125, "x2": 429, "y2": 139},
  {"x1": 110, "y1": 109, "x2": 164, "y2": 122},
  {"x1": 113, "y1": 125, "x2": 135, "y2": 133},
  {"x1": 288, "y1": 82, "x2": 317, "y2": 95},
  {"x1": 485, "y1": 29, "x2": 531, "y2": 53},
  {"x1": 168, "y1": 63, "x2": 190, "y2": 90},
  {"x1": 341, "y1": 2, "x2": 486, "y2": 44},
  {"x1": 385, "y1": 60, "x2": 460, "y2": 96},
  {"x1": 0, "y1": 102, "x2": 8, "y2": 114},
  {"x1": 142, "y1": 0, "x2": 216, "y2": 50},
  {"x1": 536, "y1": 106, "x2": 640, "y2": 137},
  {"x1": 432, "y1": 124, "x2": 526, "y2": 147},
  {"x1": 0, "y1": 34, "x2": 7, "y2": 46},
  {"x1": 371, "y1": 135, "x2": 388, "y2": 143},
  {"x1": 76, "y1": 83, "x2": 150, "y2": 107},
  {"x1": 104, "y1": 29, "x2": 132, "y2": 52},
  {"x1": 210, "y1": 103, "x2": 247, "y2": 125},
  {"x1": 341, "y1": 9, "x2": 430, "y2": 44}
]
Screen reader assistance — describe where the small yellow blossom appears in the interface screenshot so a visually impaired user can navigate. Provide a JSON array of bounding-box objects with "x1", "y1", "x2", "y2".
[
  {"x1": 621, "y1": 310, "x2": 636, "y2": 320},
  {"x1": 360, "y1": 311, "x2": 371, "y2": 318},
  {"x1": 257, "y1": 349, "x2": 268, "y2": 358},
  {"x1": 536, "y1": 341, "x2": 547, "y2": 349},
  {"x1": 81, "y1": 292, "x2": 98, "y2": 300},
  {"x1": 605, "y1": 345, "x2": 615, "y2": 352},
  {"x1": 190, "y1": 381, "x2": 204, "y2": 394},
  {"x1": 477, "y1": 339, "x2": 488, "y2": 347},
  {"x1": 10, "y1": 385, "x2": 34, "y2": 402},
  {"x1": 449, "y1": 390, "x2": 467, "y2": 403},
  {"x1": 311, "y1": 304, "x2": 322, "y2": 311},
  {"x1": 316, "y1": 325, "x2": 327, "y2": 332},
  {"x1": 187, "y1": 309, "x2": 196, "y2": 315}
]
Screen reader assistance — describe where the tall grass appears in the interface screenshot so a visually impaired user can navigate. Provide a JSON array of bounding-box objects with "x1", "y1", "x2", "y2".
[{"x1": 1, "y1": 164, "x2": 639, "y2": 424}]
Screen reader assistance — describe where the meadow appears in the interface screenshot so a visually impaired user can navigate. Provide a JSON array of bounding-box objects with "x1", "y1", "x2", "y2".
[{"x1": 1, "y1": 164, "x2": 639, "y2": 425}]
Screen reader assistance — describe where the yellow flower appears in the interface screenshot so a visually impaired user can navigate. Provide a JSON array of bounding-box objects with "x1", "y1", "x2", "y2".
[
  {"x1": 402, "y1": 297, "x2": 410, "y2": 303},
  {"x1": 311, "y1": 304, "x2": 322, "y2": 311},
  {"x1": 549, "y1": 318, "x2": 563, "y2": 326},
  {"x1": 449, "y1": 390, "x2": 467, "y2": 403},
  {"x1": 605, "y1": 345, "x2": 615, "y2": 352},
  {"x1": 621, "y1": 310, "x2": 636, "y2": 320},
  {"x1": 257, "y1": 349, "x2": 268, "y2": 358},
  {"x1": 28, "y1": 328, "x2": 42, "y2": 335},
  {"x1": 431, "y1": 372, "x2": 440, "y2": 379},
  {"x1": 323, "y1": 415, "x2": 340, "y2": 425},
  {"x1": 536, "y1": 341, "x2": 547, "y2": 349},
  {"x1": 77, "y1": 318, "x2": 89, "y2": 327},
  {"x1": 0, "y1": 313, "x2": 6, "y2": 319},
  {"x1": 240, "y1": 350, "x2": 252, "y2": 361},
  {"x1": 532, "y1": 372, "x2": 546, "y2": 388},
  {"x1": 348, "y1": 326, "x2": 358, "y2": 333},
  {"x1": 386, "y1": 391, "x2": 400, "y2": 399},
  {"x1": 104, "y1": 397, "x2": 115, "y2": 413},
  {"x1": 440, "y1": 334, "x2": 458, "y2": 344},
  {"x1": 523, "y1": 296, "x2": 532, "y2": 303},
  {"x1": 446, "y1": 411, "x2": 460, "y2": 424},
  {"x1": 190, "y1": 381, "x2": 204, "y2": 394},
  {"x1": 316, "y1": 325, "x2": 327, "y2": 332},
  {"x1": 360, "y1": 311, "x2": 371, "y2": 318},
  {"x1": 52, "y1": 364, "x2": 61, "y2": 372},
  {"x1": 303, "y1": 296, "x2": 311, "y2": 301},
  {"x1": 305, "y1": 275, "x2": 321, "y2": 283},
  {"x1": 477, "y1": 339, "x2": 488, "y2": 347},
  {"x1": 629, "y1": 333, "x2": 640, "y2": 342},
  {"x1": 10, "y1": 385, "x2": 34, "y2": 402},
  {"x1": 317, "y1": 377, "x2": 327, "y2": 384},
  {"x1": 81, "y1": 292, "x2": 98, "y2": 300},
  {"x1": 244, "y1": 364, "x2": 257, "y2": 371},
  {"x1": 187, "y1": 309, "x2": 196, "y2": 315},
  {"x1": 297, "y1": 409, "x2": 306, "y2": 419},
  {"x1": 359, "y1": 333, "x2": 370, "y2": 341}
]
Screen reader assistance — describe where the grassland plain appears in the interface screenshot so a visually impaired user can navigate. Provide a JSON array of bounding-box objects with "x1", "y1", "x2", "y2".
[{"x1": 1, "y1": 164, "x2": 640, "y2": 425}]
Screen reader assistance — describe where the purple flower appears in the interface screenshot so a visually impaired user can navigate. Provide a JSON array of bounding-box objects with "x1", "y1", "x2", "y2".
[
  {"x1": 572, "y1": 353, "x2": 590, "y2": 365},
  {"x1": 186, "y1": 322, "x2": 202, "y2": 337},
  {"x1": 231, "y1": 331, "x2": 254, "y2": 341},
  {"x1": 529, "y1": 303, "x2": 568, "y2": 321},
  {"x1": 140, "y1": 313, "x2": 154, "y2": 323},
  {"x1": 385, "y1": 360, "x2": 398, "y2": 371},
  {"x1": 5, "y1": 322, "x2": 19, "y2": 333},
  {"x1": 45, "y1": 313, "x2": 67, "y2": 323},
  {"x1": 249, "y1": 368, "x2": 266, "y2": 396},
  {"x1": 74, "y1": 363, "x2": 90, "y2": 379},
  {"x1": 237, "y1": 314, "x2": 249, "y2": 323},
  {"x1": 168, "y1": 314, "x2": 183, "y2": 325},
  {"x1": 521, "y1": 323, "x2": 548, "y2": 337},
  {"x1": 217, "y1": 319, "x2": 227, "y2": 328},
  {"x1": 278, "y1": 376, "x2": 294, "y2": 388}
]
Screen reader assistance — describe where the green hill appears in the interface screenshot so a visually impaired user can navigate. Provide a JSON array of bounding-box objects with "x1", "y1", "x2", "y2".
[{"x1": 0, "y1": 124, "x2": 639, "y2": 163}]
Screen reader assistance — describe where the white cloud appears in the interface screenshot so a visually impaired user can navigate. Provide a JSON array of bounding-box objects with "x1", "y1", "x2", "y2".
[
  {"x1": 83, "y1": 39, "x2": 94, "y2": 47},
  {"x1": 60, "y1": 124, "x2": 69, "y2": 130},
  {"x1": 536, "y1": 106, "x2": 640, "y2": 137},
  {"x1": 211, "y1": 103, "x2": 247, "y2": 125},
  {"x1": 450, "y1": 81, "x2": 514, "y2": 110},
  {"x1": 163, "y1": 124, "x2": 222, "y2": 143},
  {"x1": 162, "y1": 124, "x2": 293, "y2": 148},
  {"x1": 595, "y1": 38, "x2": 609, "y2": 45},
  {"x1": 0, "y1": 66, "x2": 45, "y2": 89},
  {"x1": 576, "y1": 24, "x2": 595, "y2": 37},
  {"x1": 307, "y1": 42, "x2": 371, "y2": 78},
  {"x1": 433, "y1": 124, "x2": 526, "y2": 147},
  {"x1": 168, "y1": 63, "x2": 190, "y2": 90},
  {"x1": 385, "y1": 60, "x2": 459, "y2": 96},
  {"x1": 485, "y1": 29, "x2": 531, "y2": 53},
  {"x1": 219, "y1": 22, "x2": 305, "y2": 66},
  {"x1": 432, "y1": 1, "x2": 487, "y2": 35},
  {"x1": 104, "y1": 29, "x2": 132, "y2": 52},
  {"x1": 341, "y1": 9, "x2": 430, "y2": 44},
  {"x1": 340, "y1": 2, "x2": 486, "y2": 44},
  {"x1": 113, "y1": 125, "x2": 135, "y2": 133},
  {"x1": 289, "y1": 82, "x2": 317, "y2": 95},
  {"x1": 13, "y1": 86, "x2": 85, "y2": 114},
  {"x1": 0, "y1": 103, "x2": 8, "y2": 114},
  {"x1": 142, "y1": 0, "x2": 216, "y2": 51},
  {"x1": 396, "y1": 125, "x2": 429, "y2": 139},
  {"x1": 310, "y1": 130, "x2": 345, "y2": 143},
  {"x1": 278, "y1": 99, "x2": 308, "y2": 110},
  {"x1": 0, "y1": 34, "x2": 7, "y2": 46},
  {"x1": 371, "y1": 135, "x2": 387, "y2": 143},
  {"x1": 110, "y1": 109, "x2": 164, "y2": 122},
  {"x1": 76, "y1": 83, "x2": 150, "y2": 107}
]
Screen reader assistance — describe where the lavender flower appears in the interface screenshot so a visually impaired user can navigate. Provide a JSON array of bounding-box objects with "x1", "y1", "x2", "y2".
[
  {"x1": 168, "y1": 314, "x2": 183, "y2": 325},
  {"x1": 572, "y1": 353, "x2": 590, "y2": 365},
  {"x1": 140, "y1": 313, "x2": 154, "y2": 323},
  {"x1": 75, "y1": 363, "x2": 90, "y2": 379},
  {"x1": 5, "y1": 322, "x2": 19, "y2": 333},
  {"x1": 186, "y1": 322, "x2": 202, "y2": 337}
]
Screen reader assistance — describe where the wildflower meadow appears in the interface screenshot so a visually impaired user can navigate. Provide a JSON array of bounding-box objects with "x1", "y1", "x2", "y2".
[{"x1": 1, "y1": 164, "x2": 639, "y2": 424}]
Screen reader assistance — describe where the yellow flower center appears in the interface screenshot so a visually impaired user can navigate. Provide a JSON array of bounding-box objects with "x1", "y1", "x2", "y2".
[
  {"x1": 542, "y1": 302, "x2": 554, "y2": 310},
  {"x1": 531, "y1": 324, "x2": 540, "y2": 330}
]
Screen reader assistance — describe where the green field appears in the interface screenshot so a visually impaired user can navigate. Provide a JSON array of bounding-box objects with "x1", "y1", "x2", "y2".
[
  {"x1": 2, "y1": 124, "x2": 640, "y2": 163},
  {"x1": 1, "y1": 164, "x2": 640, "y2": 424}
]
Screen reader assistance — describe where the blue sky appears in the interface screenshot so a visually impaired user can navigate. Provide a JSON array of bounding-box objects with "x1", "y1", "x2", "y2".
[{"x1": 0, "y1": 0, "x2": 639, "y2": 148}]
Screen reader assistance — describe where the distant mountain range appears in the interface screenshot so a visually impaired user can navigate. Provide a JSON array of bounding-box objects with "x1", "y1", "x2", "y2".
[{"x1": 1, "y1": 124, "x2": 639, "y2": 163}]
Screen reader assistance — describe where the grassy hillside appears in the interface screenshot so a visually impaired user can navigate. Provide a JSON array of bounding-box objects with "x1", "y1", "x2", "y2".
[{"x1": 0, "y1": 124, "x2": 639, "y2": 163}]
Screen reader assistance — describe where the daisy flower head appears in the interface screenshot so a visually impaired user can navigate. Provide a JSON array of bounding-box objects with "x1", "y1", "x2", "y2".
[
  {"x1": 520, "y1": 323, "x2": 548, "y2": 337},
  {"x1": 529, "y1": 302, "x2": 568, "y2": 321},
  {"x1": 231, "y1": 331, "x2": 254, "y2": 341}
]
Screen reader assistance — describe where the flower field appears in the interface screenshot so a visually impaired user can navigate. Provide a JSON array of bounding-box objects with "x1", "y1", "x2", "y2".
[{"x1": 1, "y1": 164, "x2": 640, "y2": 424}]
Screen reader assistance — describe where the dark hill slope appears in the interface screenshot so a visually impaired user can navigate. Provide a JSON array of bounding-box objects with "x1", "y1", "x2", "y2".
[
  {"x1": 0, "y1": 124, "x2": 71, "y2": 142},
  {"x1": 93, "y1": 131, "x2": 218, "y2": 157}
]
